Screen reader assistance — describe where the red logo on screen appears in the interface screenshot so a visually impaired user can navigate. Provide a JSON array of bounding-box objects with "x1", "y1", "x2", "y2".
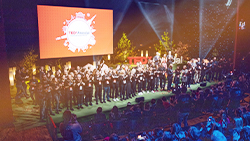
[{"x1": 56, "y1": 12, "x2": 96, "y2": 52}]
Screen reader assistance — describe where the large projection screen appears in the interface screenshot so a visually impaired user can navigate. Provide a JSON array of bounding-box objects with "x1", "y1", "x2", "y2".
[{"x1": 37, "y1": 5, "x2": 113, "y2": 59}]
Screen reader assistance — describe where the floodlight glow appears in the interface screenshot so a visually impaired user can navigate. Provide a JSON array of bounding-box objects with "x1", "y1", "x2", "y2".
[
  {"x1": 136, "y1": 0, "x2": 175, "y2": 49},
  {"x1": 199, "y1": 0, "x2": 244, "y2": 59}
]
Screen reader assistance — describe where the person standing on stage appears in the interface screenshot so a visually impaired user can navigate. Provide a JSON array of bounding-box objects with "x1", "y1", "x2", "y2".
[
  {"x1": 112, "y1": 70, "x2": 120, "y2": 101},
  {"x1": 43, "y1": 75, "x2": 55, "y2": 116},
  {"x1": 52, "y1": 77, "x2": 61, "y2": 114},
  {"x1": 159, "y1": 63, "x2": 166, "y2": 91},
  {"x1": 154, "y1": 65, "x2": 161, "y2": 92},
  {"x1": 161, "y1": 54, "x2": 168, "y2": 68},
  {"x1": 167, "y1": 51, "x2": 174, "y2": 67},
  {"x1": 211, "y1": 57, "x2": 218, "y2": 81},
  {"x1": 174, "y1": 66, "x2": 181, "y2": 88},
  {"x1": 120, "y1": 70, "x2": 127, "y2": 100},
  {"x1": 137, "y1": 68, "x2": 144, "y2": 95},
  {"x1": 84, "y1": 73, "x2": 93, "y2": 106},
  {"x1": 15, "y1": 69, "x2": 23, "y2": 99},
  {"x1": 131, "y1": 71, "x2": 137, "y2": 96},
  {"x1": 200, "y1": 60, "x2": 206, "y2": 82},
  {"x1": 20, "y1": 67, "x2": 30, "y2": 98},
  {"x1": 167, "y1": 64, "x2": 174, "y2": 91},
  {"x1": 102, "y1": 70, "x2": 111, "y2": 103},
  {"x1": 94, "y1": 70, "x2": 103, "y2": 104},
  {"x1": 29, "y1": 75, "x2": 38, "y2": 105},
  {"x1": 206, "y1": 61, "x2": 212, "y2": 82},
  {"x1": 64, "y1": 74, "x2": 75, "y2": 110},
  {"x1": 194, "y1": 59, "x2": 201, "y2": 84},
  {"x1": 126, "y1": 71, "x2": 132, "y2": 99},
  {"x1": 181, "y1": 66, "x2": 188, "y2": 88},
  {"x1": 148, "y1": 67, "x2": 155, "y2": 93},
  {"x1": 75, "y1": 74, "x2": 84, "y2": 109},
  {"x1": 186, "y1": 62, "x2": 192, "y2": 88},
  {"x1": 39, "y1": 66, "x2": 45, "y2": 83},
  {"x1": 36, "y1": 83, "x2": 46, "y2": 121},
  {"x1": 153, "y1": 52, "x2": 161, "y2": 66}
]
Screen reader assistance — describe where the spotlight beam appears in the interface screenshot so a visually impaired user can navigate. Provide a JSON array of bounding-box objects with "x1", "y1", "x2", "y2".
[
  {"x1": 136, "y1": 1, "x2": 162, "y2": 42},
  {"x1": 199, "y1": 0, "x2": 244, "y2": 59},
  {"x1": 114, "y1": 0, "x2": 132, "y2": 34}
]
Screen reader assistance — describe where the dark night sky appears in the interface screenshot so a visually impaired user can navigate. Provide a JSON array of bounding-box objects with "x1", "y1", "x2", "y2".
[{"x1": 2, "y1": 0, "x2": 250, "y2": 66}]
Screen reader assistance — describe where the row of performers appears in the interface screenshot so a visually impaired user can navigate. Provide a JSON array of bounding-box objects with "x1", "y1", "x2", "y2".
[{"x1": 15, "y1": 58, "x2": 230, "y2": 121}]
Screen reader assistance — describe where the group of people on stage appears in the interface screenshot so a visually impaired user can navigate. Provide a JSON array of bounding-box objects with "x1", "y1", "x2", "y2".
[{"x1": 14, "y1": 52, "x2": 233, "y2": 121}]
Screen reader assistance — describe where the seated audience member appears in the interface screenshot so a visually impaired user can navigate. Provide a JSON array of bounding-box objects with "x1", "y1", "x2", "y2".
[
  {"x1": 129, "y1": 105, "x2": 142, "y2": 120},
  {"x1": 171, "y1": 123, "x2": 186, "y2": 140},
  {"x1": 218, "y1": 111, "x2": 230, "y2": 133},
  {"x1": 235, "y1": 108, "x2": 243, "y2": 118},
  {"x1": 232, "y1": 117, "x2": 243, "y2": 141},
  {"x1": 154, "y1": 99, "x2": 165, "y2": 114},
  {"x1": 109, "y1": 133, "x2": 119, "y2": 141},
  {"x1": 142, "y1": 102, "x2": 152, "y2": 117},
  {"x1": 211, "y1": 130, "x2": 227, "y2": 141},
  {"x1": 188, "y1": 126, "x2": 202, "y2": 141},
  {"x1": 128, "y1": 132, "x2": 137, "y2": 141},
  {"x1": 161, "y1": 96, "x2": 171, "y2": 110},
  {"x1": 242, "y1": 112, "x2": 250, "y2": 126},
  {"x1": 153, "y1": 128, "x2": 164, "y2": 141},
  {"x1": 162, "y1": 131, "x2": 173, "y2": 141},
  {"x1": 94, "y1": 107, "x2": 107, "y2": 123},
  {"x1": 138, "y1": 101, "x2": 145, "y2": 112},
  {"x1": 59, "y1": 110, "x2": 83, "y2": 141},
  {"x1": 176, "y1": 86, "x2": 191, "y2": 127},
  {"x1": 123, "y1": 102, "x2": 133, "y2": 118},
  {"x1": 109, "y1": 106, "x2": 122, "y2": 121},
  {"x1": 239, "y1": 126, "x2": 250, "y2": 141},
  {"x1": 150, "y1": 99, "x2": 156, "y2": 110},
  {"x1": 201, "y1": 116, "x2": 222, "y2": 136}
]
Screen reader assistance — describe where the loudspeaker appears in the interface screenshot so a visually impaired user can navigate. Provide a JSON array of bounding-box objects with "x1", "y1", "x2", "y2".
[
  {"x1": 135, "y1": 97, "x2": 144, "y2": 103},
  {"x1": 200, "y1": 82, "x2": 207, "y2": 87}
]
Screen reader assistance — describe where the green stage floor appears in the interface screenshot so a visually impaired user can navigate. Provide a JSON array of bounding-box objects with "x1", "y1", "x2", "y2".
[{"x1": 10, "y1": 81, "x2": 217, "y2": 131}]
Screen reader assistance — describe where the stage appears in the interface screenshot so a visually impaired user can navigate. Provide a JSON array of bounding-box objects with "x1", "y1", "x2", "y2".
[{"x1": 10, "y1": 81, "x2": 218, "y2": 131}]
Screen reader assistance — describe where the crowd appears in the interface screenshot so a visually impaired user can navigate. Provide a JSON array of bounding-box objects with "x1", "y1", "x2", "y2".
[
  {"x1": 14, "y1": 52, "x2": 234, "y2": 122},
  {"x1": 57, "y1": 71, "x2": 250, "y2": 141}
]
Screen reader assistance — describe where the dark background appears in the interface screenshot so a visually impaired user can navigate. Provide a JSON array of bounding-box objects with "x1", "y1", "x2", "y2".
[{"x1": 2, "y1": 0, "x2": 250, "y2": 67}]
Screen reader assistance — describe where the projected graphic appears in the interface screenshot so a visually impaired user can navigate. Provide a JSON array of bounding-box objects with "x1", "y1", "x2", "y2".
[
  {"x1": 56, "y1": 12, "x2": 96, "y2": 53},
  {"x1": 37, "y1": 5, "x2": 113, "y2": 59}
]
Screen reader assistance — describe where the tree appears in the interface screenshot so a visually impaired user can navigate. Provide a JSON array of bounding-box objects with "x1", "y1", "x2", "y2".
[
  {"x1": 212, "y1": 48, "x2": 219, "y2": 57},
  {"x1": 154, "y1": 32, "x2": 175, "y2": 55},
  {"x1": 20, "y1": 48, "x2": 38, "y2": 76},
  {"x1": 172, "y1": 41, "x2": 191, "y2": 59},
  {"x1": 112, "y1": 32, "x2": 135, "y2": 63}
]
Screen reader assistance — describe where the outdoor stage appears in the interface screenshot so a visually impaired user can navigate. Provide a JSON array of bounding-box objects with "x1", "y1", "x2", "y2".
[{"x1": 10, "y1": 82, "x2": 218, "y2": 131}]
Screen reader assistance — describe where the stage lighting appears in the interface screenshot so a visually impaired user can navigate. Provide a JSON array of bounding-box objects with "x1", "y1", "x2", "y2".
[
  {"x1": 199, "y1": 0, "x2": 244, "y2": 59},
  {"x1": 136, "y1": 0, "x2": 175, "y2": 46},
  {"x1": 108, "y1": 54, "x2": 110, "y2": 60},
  {"x1": 9, "y1": 68, "x2": 14, "y2": 86},
  {"x1": 32, "y1": 64, "x2": 36, "y2": 75},
  {"x1": 239, "y1": 19, "x2": 246, "y2": 30}
]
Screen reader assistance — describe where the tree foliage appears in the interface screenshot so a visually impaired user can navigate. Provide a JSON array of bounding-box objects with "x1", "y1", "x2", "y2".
[
  {"x1": 154, "y1": 32, "x2": 175, "y2": 55},
  {"x1": 172, "y1": 41, "x2": 191, "y2": 59},
  {"x1": 112, "y1": 32, "x2": 135, "y2": 63},
  {"x1": 212, "y1": 48, "x2": 219, "y2": 57},
  {"x1": 20, "y1": 48, "x2": 38, "y2": 76},
  {"x1": 56, "y1": 59, "x2": 62, "y2": 70}
]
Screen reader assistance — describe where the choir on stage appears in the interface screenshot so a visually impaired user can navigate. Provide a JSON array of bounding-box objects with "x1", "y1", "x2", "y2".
[{"x1": 14, "y1": 53, "x2": 233, "y2": 121}]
